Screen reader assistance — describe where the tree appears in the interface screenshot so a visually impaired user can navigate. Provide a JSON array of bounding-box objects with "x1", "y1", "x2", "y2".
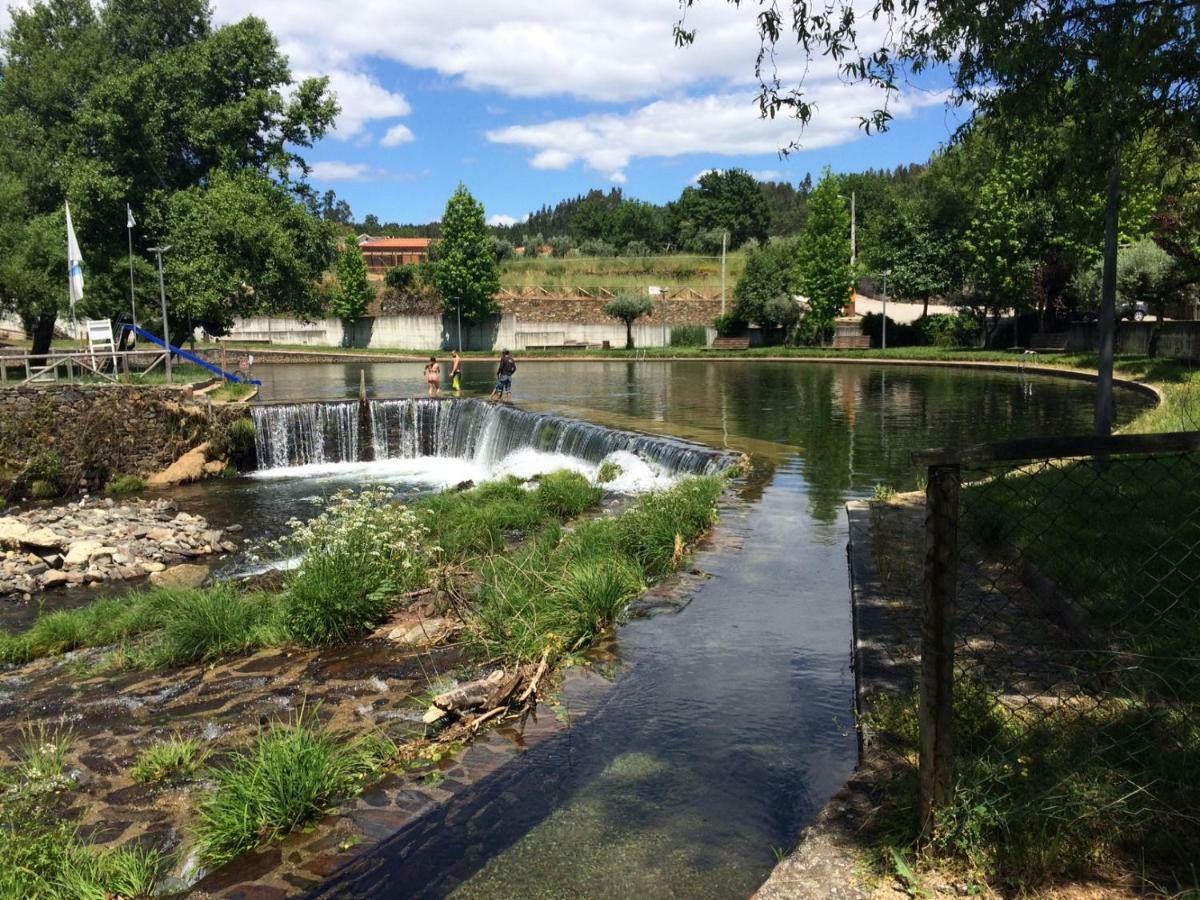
[
  {"x1": 330, "y1": 242, "x2": 371, "y2": 325},
  {"x1": 0, "y1": 0, "x2": 337, "y2": 354},
  {"x1": 733, "y1": 239, "x2": 799, "y2": 328},
  {"x1": 794, "y1": 171, "x2": 853, "y2": 344},
  {"x1": 670, "y1": 169, "x2": 771, "y2": 249},
  {"x1": 320, "y1": 190, "x2": 353, "y2": 224},
  {"x1": 435, "y1": 184, "x2": 500, "y2": 323},
  {"x1": 603, "y1": 293, "x2": 654, "y2": 349}
]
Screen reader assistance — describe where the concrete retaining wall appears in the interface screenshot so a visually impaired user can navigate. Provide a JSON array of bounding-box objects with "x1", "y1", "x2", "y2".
[
  {"x1": 1065, "y1": 321, "x2": 1200, "y2": 362},
  {"x1": 223, "y1": 313, "x2": 716, "y2": 351}
]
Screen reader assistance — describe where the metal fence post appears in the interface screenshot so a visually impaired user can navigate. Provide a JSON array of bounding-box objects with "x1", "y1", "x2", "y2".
[{"x1": 919, "y1": 462, "x2": 961, "y2": 840}]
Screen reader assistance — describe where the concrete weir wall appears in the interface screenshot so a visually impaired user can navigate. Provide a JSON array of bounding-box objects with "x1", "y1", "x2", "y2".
[
  {"x1": 225, "y1": 307, "x2": 719, "y2": 351},
  {"x1": 0, "y1": 385, "x2": 242, "y2": 493}
]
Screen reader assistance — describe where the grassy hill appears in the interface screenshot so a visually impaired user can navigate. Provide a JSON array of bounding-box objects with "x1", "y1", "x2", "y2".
[{"x1": 499, "y1": 253, "x2": 747, "y2": 298}]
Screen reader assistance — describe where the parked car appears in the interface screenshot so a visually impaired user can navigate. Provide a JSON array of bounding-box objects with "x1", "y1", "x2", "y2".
[{"x1": 1072, "y1": 301, "x2": 1147, "y2": 323}]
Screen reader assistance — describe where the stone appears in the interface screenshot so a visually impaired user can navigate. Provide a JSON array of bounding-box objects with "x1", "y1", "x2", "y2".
[
  {"x1": 40, "y1": 570, "x2": 69, "y2": 588},
  {"x1": 149, "y1": 563, "x2": 209, "y2": 589},
  {"x1": 64, "y1": 540, "x2": 104, "y2": 567},
  {"x1": 0, "y1": 518, "x2": 30, "y2": 548},
  {"x1": 142, "y1": 561, "x2": 166, "y2": 573},
  {"x1": 24, "y1": 528, "x2": 64, "y2": 550},
  {"x1": 387, "y1": 617, "x2": 455, "y2": 647},
  {"x1": 146, "y1": 527, "x2": 174, "y2": 542},
  {"x1": 227, "y1": 523, "x2": 243, "y2": 533}
]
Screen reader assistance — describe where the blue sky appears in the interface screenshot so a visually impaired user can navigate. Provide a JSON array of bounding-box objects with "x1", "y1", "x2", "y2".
[{"x1": 212, "y1": 2, "x2": 963, "y2": 226}]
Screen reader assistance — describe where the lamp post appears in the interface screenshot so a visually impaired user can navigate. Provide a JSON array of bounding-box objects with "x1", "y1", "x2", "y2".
[
  {"x1": 147, "y1": 245, "x2": 172, "y2": 383},
  {"x1": 719, "y1": 228, "x2": 728, "y2": 316},
  {"x1": 881, "y1": 269, "x2": 891, "y2": 350},
  {"x1": 456, "y1": 297, "x2": 462, "y2": 351}
]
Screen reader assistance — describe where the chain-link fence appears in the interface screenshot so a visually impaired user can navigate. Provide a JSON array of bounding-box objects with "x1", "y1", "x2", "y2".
[{"x1": 913, "y1": 431, "x2": 1200, "y2": 885}]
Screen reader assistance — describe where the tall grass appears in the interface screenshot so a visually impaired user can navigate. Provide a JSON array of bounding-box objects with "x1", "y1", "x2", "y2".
[
  {"x1": 131, "y1": 735, "x2": 211, "y2": 784},
  {"x1": 153, "y1": 586, "x2": 282, "y2": 665},
  {"x1": 195, "y1": 711, "x2": 395, "y2": 865},
  {"x1": 467, "y1": 476, "x2": 722, "y2": 661}
]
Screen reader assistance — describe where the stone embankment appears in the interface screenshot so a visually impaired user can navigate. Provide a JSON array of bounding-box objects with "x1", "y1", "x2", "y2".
[{"x1": 0, "y1": 498, "x2": 237, "y2": 598}]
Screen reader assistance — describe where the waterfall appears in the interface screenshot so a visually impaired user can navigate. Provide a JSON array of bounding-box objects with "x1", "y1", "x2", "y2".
[{"x1": 251, "y1": 398, "x2": 730, "y2": 476}]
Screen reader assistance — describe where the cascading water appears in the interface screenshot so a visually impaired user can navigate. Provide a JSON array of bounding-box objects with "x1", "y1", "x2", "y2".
[{"x1": 251, "y1": 398, "x2": 730, "y2": 478}]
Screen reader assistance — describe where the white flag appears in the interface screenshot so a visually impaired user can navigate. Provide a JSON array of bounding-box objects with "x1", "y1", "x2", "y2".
[
  {"x1": 65, "y1": 201, "x2": 84, "y2": 314},
  {"x1": 126, "y1": 204, "x2": 135, "y2": 228}
]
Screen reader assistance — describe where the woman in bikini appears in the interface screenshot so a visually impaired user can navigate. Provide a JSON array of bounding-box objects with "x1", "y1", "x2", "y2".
[{"x1": 424, "y1": 356, "x2": 441, "y2": 396}]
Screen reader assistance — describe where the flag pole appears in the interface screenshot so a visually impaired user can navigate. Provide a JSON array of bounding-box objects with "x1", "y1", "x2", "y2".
[{"x1": 127, "y1": 205, "x2": 137, "y2": 329}]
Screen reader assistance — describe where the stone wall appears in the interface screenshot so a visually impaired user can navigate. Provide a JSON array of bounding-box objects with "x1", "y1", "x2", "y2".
[
  {"x1": 1065, "y1": 321, "x2": 1200, "y2": 362},
  {"x1": 0, "y1": 385, "x2": 245, "y2": 496}
]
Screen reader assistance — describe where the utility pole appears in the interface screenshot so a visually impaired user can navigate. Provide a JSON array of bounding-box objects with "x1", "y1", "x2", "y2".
[
  {"x1": 850, "y1": 191, "x2": 856, "y2": 268},
  {"x1": 126, "y1": 206, "x2": 137, "y2": 328},
  {"x1": 456, "y1": 297, "x2": 462, "y2": 351},
  {"x1": 720, "y1": 229, "x2": 728, "y2": 316},
  {"x1": 148, "y1": 245, "x2": 173, "y2": 383}
]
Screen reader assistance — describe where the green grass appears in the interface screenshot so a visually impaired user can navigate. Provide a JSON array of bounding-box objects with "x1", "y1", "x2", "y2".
[
  {"x1": 151, "y1": 586, "x2": 283, "y2": 665},
  {"x1": 499, "y1": 252, "x2": 747, "y2": 296},
  {"x1": 131, "y1": 735, "x2": 210, "y2": 784},
  {"x1": 104, "y1": 473, "x2": 145, "y2": 495},
  {"x1": 195, "y1": 711, "x2": 395, "y2": 865},
  {"x1": 13, "y1": 721, "x2": 73, "y2": 785},
  {"x1": 533, "y1": 470, "x2": 603, "y2": 518},
  {"x1": 466, "y1": 475, "x2": 722, "y2": 661},
  {"x1": 415, "y1": 477, "x2": 571, "y2": 561}
]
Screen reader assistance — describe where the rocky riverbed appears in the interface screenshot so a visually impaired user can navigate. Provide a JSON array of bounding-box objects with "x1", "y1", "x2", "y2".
[{"x1": 0, "y1": 498, "x2": 238, "y2": 599}]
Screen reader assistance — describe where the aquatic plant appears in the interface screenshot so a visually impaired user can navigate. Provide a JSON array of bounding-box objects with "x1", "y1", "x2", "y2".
[
  {"x1": 104, "y1": 474, "x2": 146, "y2": 495},
  {"x1": 281, "y1": 488, "x2": 430, "y2": 646},
  {"x1": 534, "y1": 469, "x2": 602, "y2": 517},
  {"x1": 596, "y1": 460, "x2": 623, "y2": 484},
  {"x1": 154, "y1": 586, "x2": 282, "y2": 665},
  {"x1": 614, "y1": 476, "x2": 722, "y2": 579},
  {"x1": 131, "y1": 735, "x2": 210, "y2": 784},
  {"x1": 195, "y1": 711, "x2": 394, "y2": 865}
]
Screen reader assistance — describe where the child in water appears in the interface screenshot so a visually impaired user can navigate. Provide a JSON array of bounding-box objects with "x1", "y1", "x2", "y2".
[{"x1": 424, "y1": 356, "x2": 440, "y2": 396}]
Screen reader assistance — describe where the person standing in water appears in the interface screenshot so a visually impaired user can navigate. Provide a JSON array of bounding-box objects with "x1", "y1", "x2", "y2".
[
  {"x1": 424, "y1": 356, "x2": 441, "y2": 396},
  {"x1": 450, "y1": 350, "x2": 463, "y2": 396},
  {"x1": 489, "y1": 349, "x2": 516, "y2": 402}
]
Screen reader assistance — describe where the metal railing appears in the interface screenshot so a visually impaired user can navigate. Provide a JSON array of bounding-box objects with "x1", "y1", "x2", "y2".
[
  {"x1": 913, "y1": 430, "x2": 1200, "y2": 879},
  {"x1": 0, "y1": 348, "x2": 171, "y2": 387}
]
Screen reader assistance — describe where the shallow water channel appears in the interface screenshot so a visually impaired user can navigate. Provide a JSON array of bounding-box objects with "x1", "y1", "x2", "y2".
[{"x1": 209, "y1": 359, "x2": 1148, "y2": 898}]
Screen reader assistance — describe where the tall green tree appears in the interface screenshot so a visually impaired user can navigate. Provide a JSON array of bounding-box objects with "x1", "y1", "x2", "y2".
[
  {"x1": 678, "y1": 0, "x2": 1200, "y2": 433},
  {"x1": 733, "y1": 239, "x2": 799, "y2": 330},
  {"x1": 603, "y1": 293, "x2": 655, "y2": 349},
  {"x1": 670, "y1": 169, "x2": 771, "y2": 250},
  {"x1": 795, "y1": 171, "x2": 853, "y2": 344},
  {"x1": 331, "y1": 242, "x2": 372, "y2": 325},
  {"x1": 435, "y1": 185, "x2": 500, "y2": 323},
  {"x1": 0, "y1": 0, "x2": 338, "y2": 353}
]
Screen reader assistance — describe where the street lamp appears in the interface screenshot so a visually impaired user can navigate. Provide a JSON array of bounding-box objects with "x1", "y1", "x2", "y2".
[
  {"x1": 147, "y1": 245, "x2": 172, "y2": 383},
  {"x1": 880, "y1": 269, "x2": 891, "y2": 350},
  {"x1": 456, "y1": 297, "x2": 462, "y2": 352}
]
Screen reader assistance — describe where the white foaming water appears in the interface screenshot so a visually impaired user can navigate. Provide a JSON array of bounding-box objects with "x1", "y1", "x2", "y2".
[{"x1": 247, "y1": 447, "x2": 676, "y2": 494}]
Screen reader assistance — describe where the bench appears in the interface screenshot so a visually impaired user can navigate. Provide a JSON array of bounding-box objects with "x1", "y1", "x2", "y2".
[
  {"x1": 708, "y1": 336, "x2": 750, "y2": 351},
  {"x1": 831, "y1": 334, "x2": 872, "y2": 350},
  {"x1": 1027, "y1": 332, "x2": 1070, "y2": 352}
]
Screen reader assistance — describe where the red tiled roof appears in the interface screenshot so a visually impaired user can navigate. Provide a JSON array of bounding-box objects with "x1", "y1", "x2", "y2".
[{"x1": 361, "y1": 238, "x2": 432, "y2": 250}]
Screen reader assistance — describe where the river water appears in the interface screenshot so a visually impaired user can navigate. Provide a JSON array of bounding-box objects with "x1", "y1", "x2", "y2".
[{"x1": 223, "y1": 360, "x2": 1149, "y2": 897}]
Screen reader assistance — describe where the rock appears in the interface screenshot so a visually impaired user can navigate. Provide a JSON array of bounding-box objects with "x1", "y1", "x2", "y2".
[
  {"x1": 0, "y1": 518, "x2": 30, "y2": 548},
  {"x1": 25, "y1": 563, "x2": 48, "y2": 577},
  {"x1": 149, "y1": 563, "x2": 209, "y2": 589},
  {"x1": 41, "y1": 570, "x2": 69, "y2": 588},
  {"x1": 226, "y1": 523, "x2": 243, "y2": 533},
  {"x1": 387, "y1": 617, "x2": 455, "y2": 647},
  {"x1": 89, "y1": 546, "x2": 117, "y2": 561},
  {"x1": 142, "y1": 561, "x2": 166, "y2": 573},
  {"x1": 146, "y1": 443, "x2": 212, "y2": 487},
  {"x1": 146, "y1": 527, "x2": 174, "y2": 542},
  {"x1": 42, "y1": 554, "x2": 63, "y2": 569},
  {"x1": 64, "y1": 539, "x2": 104, "y2": 567},
  {"x1": 432, "y1": 669, "x2": 516, "y2": 713}
]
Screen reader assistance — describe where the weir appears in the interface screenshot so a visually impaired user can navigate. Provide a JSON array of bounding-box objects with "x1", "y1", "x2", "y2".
[{"x1": 250, "y1": 397, "x2": 732, "y2": 475}]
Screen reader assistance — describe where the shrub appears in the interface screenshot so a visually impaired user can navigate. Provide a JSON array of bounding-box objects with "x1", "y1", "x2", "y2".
[
  {"x1": 622, "y1": 240, "x2": 651, "y2": 257},
  {"x1": 385, "y1": 264, "x2": 415, "y2": 291},
  {"x1": 860, "y1": 312, "x2": 923, "y2": 348},
  {"x1": 712, "y1": 312, "x2": 744, "y2": 337},
  {"x1": 922, "y1": 312, "x2": 982, "y2": 348},
  {"x1": 132, "y1": 735, "x2": 210, "y2": 783},
  {"x1": 195, "y1": 711, "x2": 392, "y2": 865},
  {"x1": 596, "y1": 461, "x2": 623, "y2": 484},
  {"x1": 208, "y1": 417, "x2": 256, "y2": 467},
  {"x1": 534, "y1": 470, "x2": 602, "y2": 518},
  {"x1": 281, "y1": 489, "x2": 430, "y2": 645},
  {"x1": 578, "y1": 238, "x2": 616, "y2": 257},
  {"x1": 26, "y1": 449, "x2": 65, "y2": 493},
  {"x1": 670, "y1": 325, "x2": 708, "y2": 347},
  {"x1": 29, "y1": 480, "x2": 59, "y2": 500},
  {"x1": 105, "y1": 473, "x2": 145, "y2": 495}
]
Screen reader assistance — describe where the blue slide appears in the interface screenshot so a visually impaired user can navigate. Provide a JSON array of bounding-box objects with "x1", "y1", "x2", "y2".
[{"x1": 122, "y1": 324, "x2": 262, "y2": 385}]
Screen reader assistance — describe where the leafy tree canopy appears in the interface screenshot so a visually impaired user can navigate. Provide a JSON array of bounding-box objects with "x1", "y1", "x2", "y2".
[
  {"x1": 434, "y1": 184, "x2": 501, "y2": 323},
  {"x1": 330, "y1": 241, "x2": 372, "y2": 324},
  {"x1": 795, "y1": 170, "x2": 853, "y2": 341},
  {"x1": 603, "y1": 292, "x2": 655, "y2": 349},
  {"x1": 670, "y1": 168, "x2": 771, "y2": 250}
]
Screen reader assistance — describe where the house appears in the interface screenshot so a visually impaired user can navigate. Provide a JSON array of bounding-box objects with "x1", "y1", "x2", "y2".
[{"x1": 359, "y1": 237, "x2": 432, "y2": 275}]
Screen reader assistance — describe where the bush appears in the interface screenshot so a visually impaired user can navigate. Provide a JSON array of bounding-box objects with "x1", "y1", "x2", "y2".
[
  {"x1": 860, "y1": 312, "x2": 923, "y2": 348},
  {"x1": 596, "y1": 461, "x2": 623, "y2": 484},
  {"x1": 208, "y1": 417, "x2": 256, "y2": 467},
  {"x1": 25, "y1": 449, "x2": 65, "y2": 496},
  {"x1": 281, "y1": 489, "x2": 430, "y2": 645},
  {"x1": 29, "y1": 480, "x2": 59, "y2": 500},
  {"x1": 922, "y1": 312, "x2": 982, "y2": 348},
  {"x1": 578, "y1": 238, "x2": 616, "y2": 257},
  {"x1": 105, "y1": 473, "x2": 145, "y2": 495},
  {"x1": 196, "y1": 711, "x2": 392, "y2": 865},
  {"x1": 670, "y1": 325, "x2": 708, "y2": 347},
  {"x1": 622, "y1": 240, "x2": 651, "y2": 257},
  {"x1": 534, "y1": 470, "x2": 602, "y2": 518},
  {"x1": 712, "y1": 312, "x2": 745, "y2": 337},
  {"x1": 384, "y1": 264, "x2": 415, "y2": 291}
]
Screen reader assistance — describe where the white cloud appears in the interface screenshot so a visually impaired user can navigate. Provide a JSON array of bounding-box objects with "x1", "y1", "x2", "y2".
[
  {"x1": 309, "y1": 161, "x2": 382, "y2": 181},
  {"x1": 487, "y1": 213, "x2": 526, "y2": 227},
  {"x1": 609, "y1": 171, "x2": 627, "y2": 185},
  {"x1": 315, "y1": 69, "x2": 411, "y2": 141},
  {"x1": 380, "y1": 123, "x2": 415, "y2": 147},
  {"x1": 488, "y1": 87, "x2": 944, "y2": 180},
  {"x1": 749, "y1": 169, "x2": 784, "y2": 182}
]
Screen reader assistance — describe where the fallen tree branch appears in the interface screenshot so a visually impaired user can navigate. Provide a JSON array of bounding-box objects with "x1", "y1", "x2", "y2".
[{"x1": 518, "y1": 648, "x2": 550, "y2": 704}]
